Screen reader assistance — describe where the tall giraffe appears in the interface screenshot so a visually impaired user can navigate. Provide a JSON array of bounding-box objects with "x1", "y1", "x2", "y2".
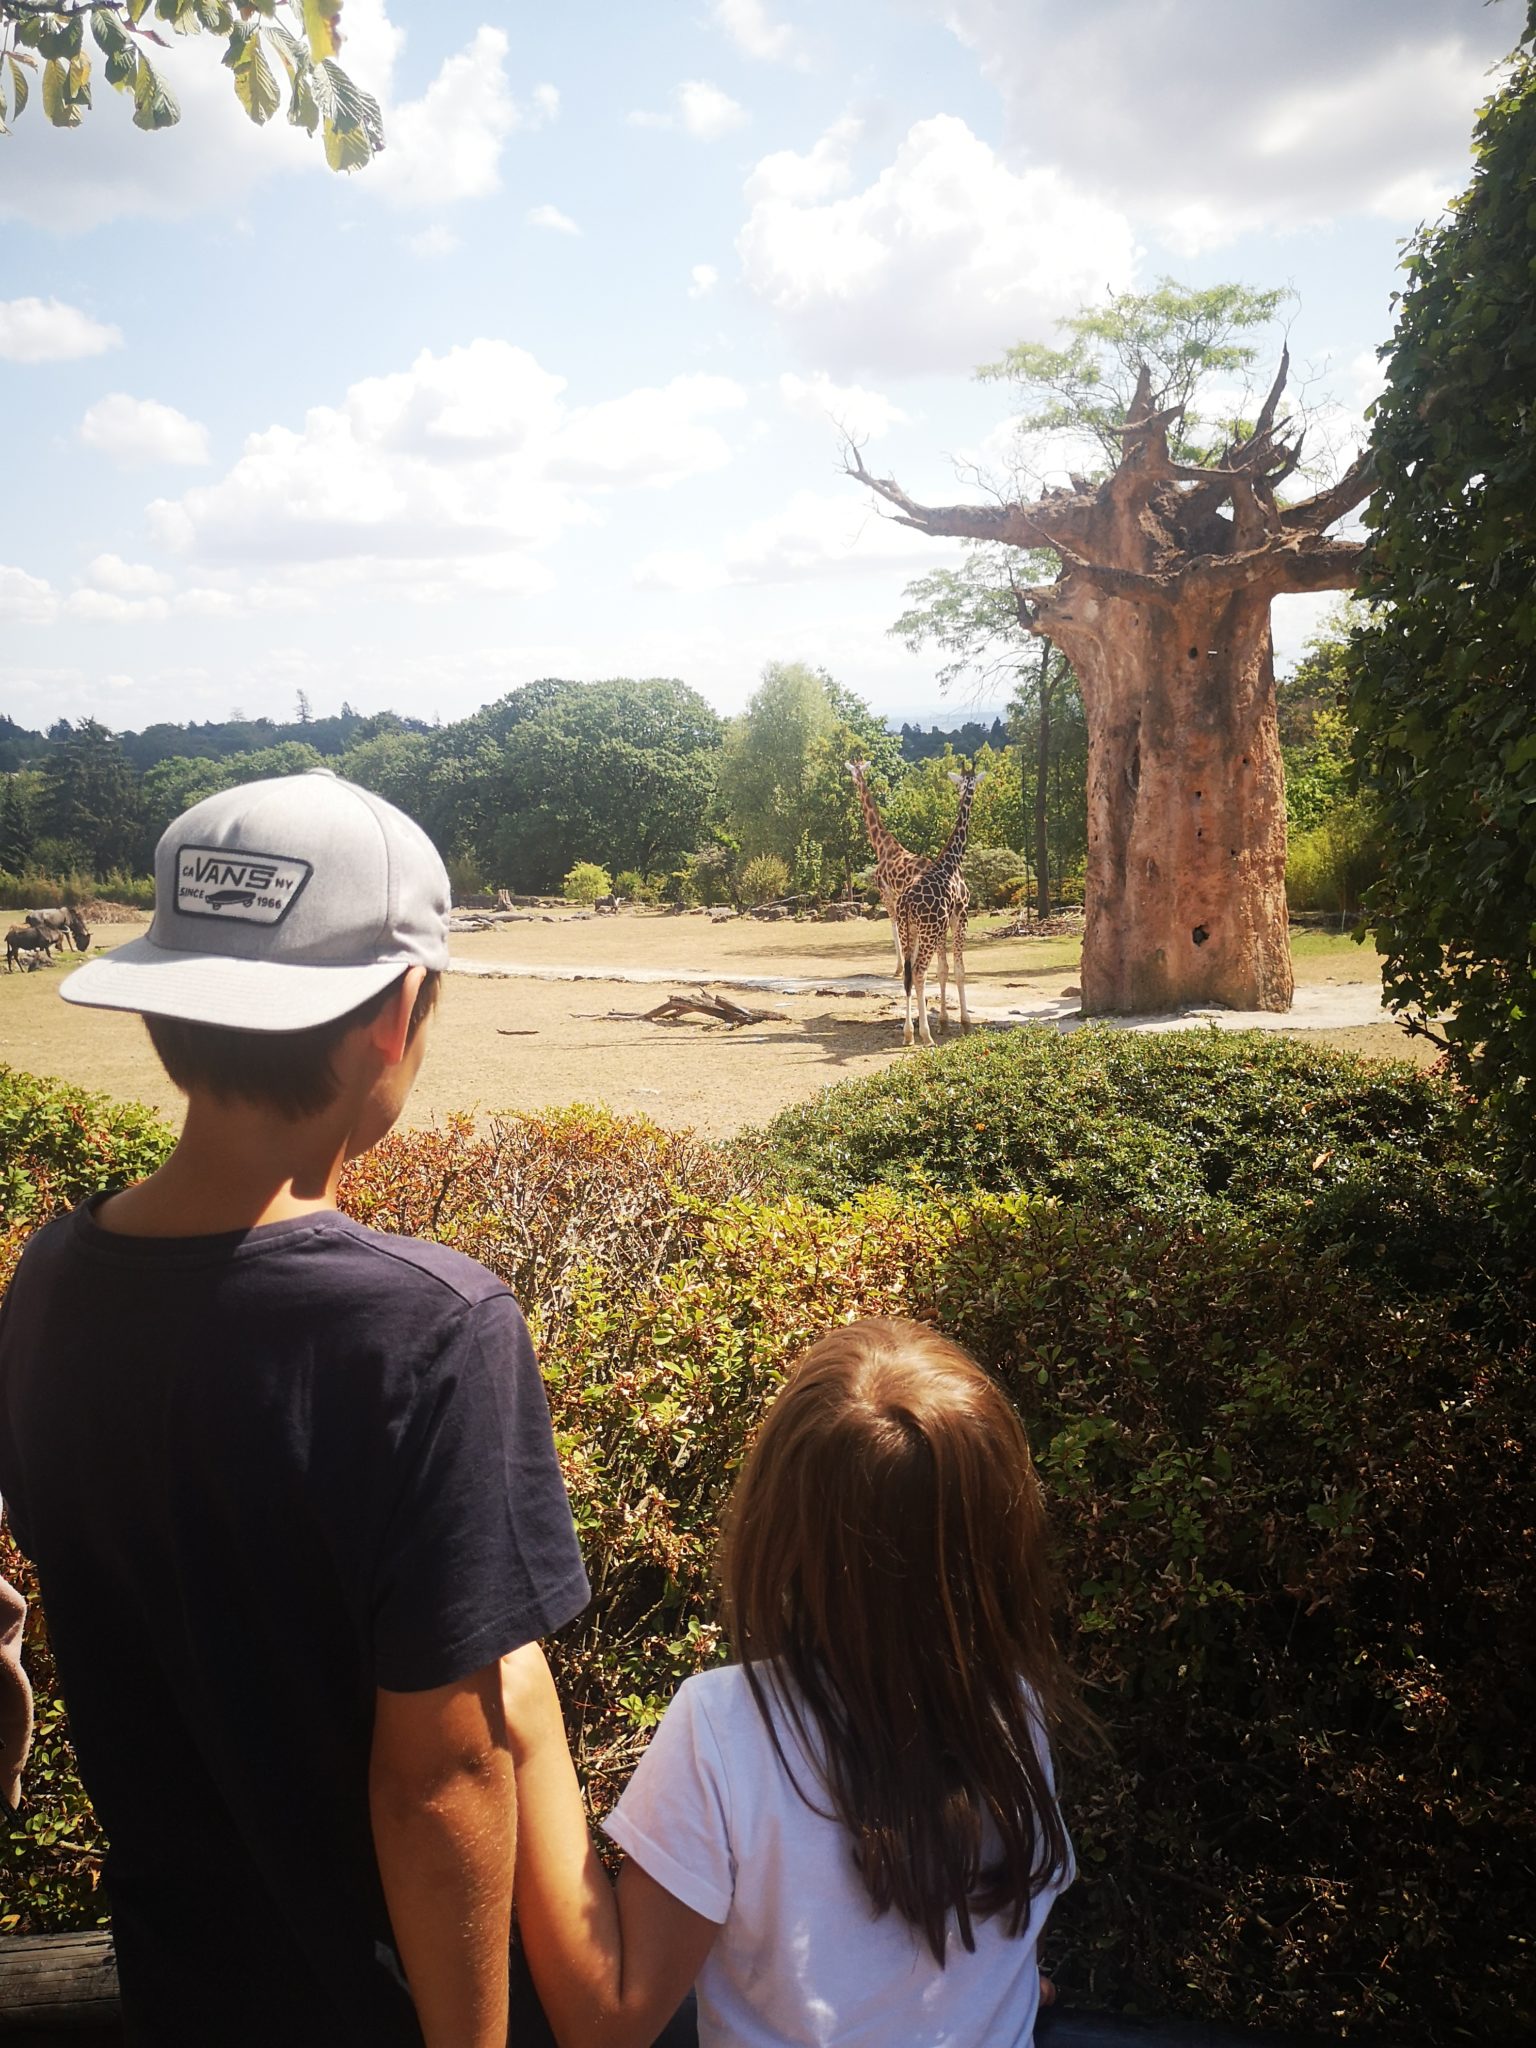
[
  {"x1": 893, "y1": 769, "x2": 982, "y2": 1048},
  {"x1": 846, "y1": 759, "x2": 930, "y2": 975}
]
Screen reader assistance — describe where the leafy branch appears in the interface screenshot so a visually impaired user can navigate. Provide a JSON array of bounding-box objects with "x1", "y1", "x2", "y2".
[{"x1": 0, "y1": 0, "x2": 382, "y2": 168}]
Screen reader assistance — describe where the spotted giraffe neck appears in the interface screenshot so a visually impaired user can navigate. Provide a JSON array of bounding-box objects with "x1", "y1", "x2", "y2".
[
  {"x1": 930, "y1": 781, "x2": 978, "y2": 885},
  {"x1": 850, "y1": 765, "x2": 904, "y2": 865}
]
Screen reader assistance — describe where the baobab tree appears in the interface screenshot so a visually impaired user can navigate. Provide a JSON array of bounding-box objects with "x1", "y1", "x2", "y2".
[{"x1": 850, "y1": 285, "x2": 1373, "y2": 1014}]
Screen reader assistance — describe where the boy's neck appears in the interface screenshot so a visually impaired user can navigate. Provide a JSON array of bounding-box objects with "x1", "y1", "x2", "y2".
[{"x1": 97, "y1": 1093, "x2": 353, "y2": 1238}]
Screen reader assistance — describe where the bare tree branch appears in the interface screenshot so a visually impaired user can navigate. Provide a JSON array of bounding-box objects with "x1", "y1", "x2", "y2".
[{"x1": 1281, "y1": 448, "x2": 1376, "y2": 532}]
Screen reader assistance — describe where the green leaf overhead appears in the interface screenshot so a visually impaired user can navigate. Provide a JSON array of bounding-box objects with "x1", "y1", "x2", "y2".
[
  {"x1": 224, "y1": 22, "x2": 280, "y2": 125},
  {"x1": 129, "y1": 49, "x2": 178, "y2": 130},
  {"x1": 40, "y1": 53, "x2": 78, "y2": 126},
  {"x1": 0, "y1": 0, "x2": 381, "y2": 163},
  {"x1": 301, "y1": 0, "x2": 339, "y2": 61},
  {"x1": 6, "y1": 51, "x2": 30, "y2": 121}
]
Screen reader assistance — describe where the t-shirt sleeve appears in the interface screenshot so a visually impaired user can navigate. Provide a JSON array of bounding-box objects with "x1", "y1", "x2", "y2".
[
  {"x1": 371, "y1": 1292, "x2": 589, "y2": 1692},
  {"x1": 603, "y1": 1677, "x2": 735, "y2": 1924}
]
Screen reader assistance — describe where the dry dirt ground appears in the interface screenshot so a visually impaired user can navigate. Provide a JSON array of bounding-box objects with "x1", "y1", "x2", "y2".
[{"x1": 0, "y1": 911, "x2": 1433, "y2": 1139}]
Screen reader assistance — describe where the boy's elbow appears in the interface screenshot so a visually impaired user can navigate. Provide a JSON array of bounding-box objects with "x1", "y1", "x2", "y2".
[{"x1": 370, "y1": 1665, "x2": 514, "y2": 1820}]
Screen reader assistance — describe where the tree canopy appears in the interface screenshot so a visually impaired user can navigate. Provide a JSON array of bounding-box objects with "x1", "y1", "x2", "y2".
[
  {"x1": 1349, "y1": 2, "x2": 1536, "y2": 1198},
  {"x1": 0, "y1": 1, "x2": 382, "y2": 168},
  {"x1": 979, "y1": 278, "x2": 1294, "y2": 468},
  {"x1": 717, "y1": 661, "x2": 900, "y2": 892}
]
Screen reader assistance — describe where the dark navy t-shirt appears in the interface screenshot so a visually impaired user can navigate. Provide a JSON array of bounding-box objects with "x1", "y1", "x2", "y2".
[{"x1": 0, "y1": 1198, "x2": 590, "y2": 2047}]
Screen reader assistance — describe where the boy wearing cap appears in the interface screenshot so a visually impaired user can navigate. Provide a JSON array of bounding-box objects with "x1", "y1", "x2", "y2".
[{"x1": 0, "y1": 772, "x2": 592, "y2": 2048}]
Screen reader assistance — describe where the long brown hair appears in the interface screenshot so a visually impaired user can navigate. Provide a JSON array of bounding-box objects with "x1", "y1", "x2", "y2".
[{"x1": 721, "y1": 1317, "x2": 1080, "y2": 1965}]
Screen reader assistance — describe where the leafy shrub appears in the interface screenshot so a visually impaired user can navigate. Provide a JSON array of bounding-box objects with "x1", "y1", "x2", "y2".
[
  {"x1": 613, "y1": 870, "x2": 660, "y2": 904},
  {"x1": 741, "y1": 1027, "x2": 1494, "y2": 1285},
  {"x1": 445, "y1": 854, "x2": 487, "y2": 902},
  {"x1": 1285, "y1": 795, "x2": 1382, "y2": 915},
  {"x1": 0, "y1": 1068, "x2": 173, "y2": 1289},
  {"x1": 672, "y1": 846, "x2": 734, "y2": 907},
  {"x1": 338, "y1": 1106, "x2": 758, "y2": 1347},
  {"x1": 4, "y1": 1084, "x2": 1531, "y2": 2043},
  {"x1": 739, "y1": 853, "x2": 790, "y2": 906},
  {"x1": 562, "y1": 862, "x2": 613, "y2": 905},
  {"x1": 0, "y1": 868, "x2": 152, "y2": 912},
  {"x1": 961, "y1": 842, "x2": 1030, "y2": 908},
  {"x1": 531, "y1": 1190, "x2": 1534, "y2": 2045}
]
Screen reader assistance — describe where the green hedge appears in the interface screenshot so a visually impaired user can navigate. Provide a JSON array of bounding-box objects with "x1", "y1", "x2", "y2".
[
  {"x1": 2, "y1": 1071, "x2": 1532, "y2": 2044},
  {"x1": 741, "y1": 1028, "x2": 1501, "y2": 1296}
]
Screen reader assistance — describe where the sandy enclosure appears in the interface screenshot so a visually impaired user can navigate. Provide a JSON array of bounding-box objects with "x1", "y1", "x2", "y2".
[{"x1": 0, "y1": 910, "x2": 1429, "y2": 1139}]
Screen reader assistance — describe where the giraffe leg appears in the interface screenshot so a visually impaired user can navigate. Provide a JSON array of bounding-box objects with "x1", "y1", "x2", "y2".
[
  {"x1": 936, "y1": 933, "x2": 950, "y2": 1034},
  {"x1": 953, "y1": 911, "x2": 970, "y2": 1032},
  {"x1": 887, "y1": 904, "x2": 904, "y2": 976},
  {"x1": 901, "y1": 944, "x2": 915, "y2": 1046},
  {"x1": 915, "y1": 960, "x2": 935, "y2": 1047}
]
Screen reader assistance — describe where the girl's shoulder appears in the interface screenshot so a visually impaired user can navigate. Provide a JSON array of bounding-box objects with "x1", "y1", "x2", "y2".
[{"x1": 661, "y1": 1661, "x2": 808, "y2": 1763}]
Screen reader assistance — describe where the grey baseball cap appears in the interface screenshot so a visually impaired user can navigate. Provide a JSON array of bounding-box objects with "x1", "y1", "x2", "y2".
[{"x1": 61, "y1": 769, "x2": 451, "y2": 1032}]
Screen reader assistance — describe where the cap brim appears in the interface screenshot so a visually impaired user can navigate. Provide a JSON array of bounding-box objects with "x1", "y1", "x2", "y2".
[{"x1": 60, "y1": 937, "x2": 410, "y2": 1033}]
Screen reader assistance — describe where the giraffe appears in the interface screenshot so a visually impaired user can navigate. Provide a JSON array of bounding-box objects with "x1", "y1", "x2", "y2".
[
  {"x1": 846, "y1": 759, "x2": 931, "y2": 976},
  {"x1": 893, "y1": 769, "x2": 982, "y2": 1048}
]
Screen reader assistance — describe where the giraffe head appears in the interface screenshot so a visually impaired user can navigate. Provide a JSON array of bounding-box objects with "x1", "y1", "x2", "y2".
[{"x1": 947, "y1": 768, "x2": 987, "y2": 794}]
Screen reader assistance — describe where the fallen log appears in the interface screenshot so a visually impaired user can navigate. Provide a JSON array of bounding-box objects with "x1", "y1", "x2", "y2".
[
  {"x1": 0, "y1": 1931, "x2": 118, "y2": 2037},
  {"x1": 579, "y1": 989, "x2": 790, "y2": 1029}
]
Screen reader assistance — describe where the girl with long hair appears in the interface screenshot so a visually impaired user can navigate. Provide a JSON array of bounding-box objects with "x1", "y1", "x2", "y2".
[{"x1": 504, "y1": 1316, "x2": 1083, "y2": 2047}]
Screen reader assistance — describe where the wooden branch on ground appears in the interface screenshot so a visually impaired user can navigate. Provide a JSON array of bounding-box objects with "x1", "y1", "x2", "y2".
[{"x1": 578, "y1": 989, "x2": 790, "y2": 1029}]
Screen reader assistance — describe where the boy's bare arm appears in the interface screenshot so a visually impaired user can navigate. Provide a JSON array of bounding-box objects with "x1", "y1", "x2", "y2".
[
  {"x1": 503, "y1": 1644, "x2": 715, "y2": 2048},
  {"x1": 371, "y1": 1662, "x2": 517, "y2": 2048}
]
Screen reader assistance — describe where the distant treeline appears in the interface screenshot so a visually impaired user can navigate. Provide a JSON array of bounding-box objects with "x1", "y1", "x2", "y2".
[{"x1": 0, "y1": 644, "x2": 1359, "y2": 914}]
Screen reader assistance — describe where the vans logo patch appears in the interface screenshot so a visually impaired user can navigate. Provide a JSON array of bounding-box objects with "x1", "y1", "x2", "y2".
[{"x1": 176, "y1": 845, "x2": 312, "y2": 926}]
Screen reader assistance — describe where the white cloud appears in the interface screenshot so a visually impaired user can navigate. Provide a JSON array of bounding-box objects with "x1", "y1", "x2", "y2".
[
  {"x1": 80, "y1": 555, "x2": 176, "y2": 598},
  {"x1": 0, "y1": 297, "x2": 121, "y2": 363},
  {"x1": 364, "y1": 26, "x2": 524, "y2": 207},
  {"x1": 528, "y1": 204, "x2": 582, "y2": 235},
  {"x1": 778, "y1": 371, "x2": 907, "y2": 440},
  {"x1": 937, "y1": 0, "x2": 1513, "y2": 248},
  {"x1": 80, "y1": 394, "x2": 211, "y2": 468},
  {"x1": 633, "y1": 486, "x2": 953, "y2": 591},
  {"x1": 679, "y1": 80, "x2": 749, "y2": 140},
  {"x1": 0, "y1": 565, "x2": 59, "y2": 626},
  {"x1": 145, "y1": 343, "x2": 748, "y2": 609},
  {"x1": 632, "y1": 80, "x2": 749, "y2": 139},
  {"x1": 689, "y1": 263, "x2": 720, "y2": 298},
  {"x1": 712, "y1": 0, "x2": 808, "y2": 67},
  {"x1": 631, "y1": 550, "x2": 728, "y2": 595},
  {"x1": 407, "y1": 224, "x2": 462, "y2": 259},
  {"x1": 548, "y1": 375, "x2": 747, "y2": 487},
  {"x1": 738, "y1": 114, "x2": 1138, "y2": 374},
  {"x1": 531, "y1": 82, "x2": 561, "y2": 124},
  {"x1": 67, "y1": 589, "x2": 173, "y2": 625}
]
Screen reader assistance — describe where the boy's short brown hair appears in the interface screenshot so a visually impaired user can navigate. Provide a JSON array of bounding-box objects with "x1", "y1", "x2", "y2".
[{"x1": 144, "y1": 970, "x2": 440, "y2": 1122}]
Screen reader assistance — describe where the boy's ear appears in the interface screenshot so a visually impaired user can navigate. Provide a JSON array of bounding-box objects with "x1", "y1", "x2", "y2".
[{"x1": 368, "y1": 967, "x2": 427, "y2": 1068}]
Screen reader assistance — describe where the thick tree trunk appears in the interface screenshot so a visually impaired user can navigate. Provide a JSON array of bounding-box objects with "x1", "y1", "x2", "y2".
[
  {"x1": 1034, "y1": 648, "x2": 1053, "y2": 921},
  {"x1": 1076, "y1": 589, "x2": 1291, "y2": 1013},
  {"x1": 847, "y1": 353, "x2": 1370, "y2": 1017}
]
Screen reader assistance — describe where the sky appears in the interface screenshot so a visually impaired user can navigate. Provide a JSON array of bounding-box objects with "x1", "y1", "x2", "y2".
[{"x1": 0, "y1": 0, "x2": 1519, "y2": 736}]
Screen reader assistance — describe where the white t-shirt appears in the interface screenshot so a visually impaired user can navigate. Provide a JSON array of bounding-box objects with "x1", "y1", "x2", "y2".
[{"x1": 605, "y1": 1664, "x2": 1073, "y2": 2048}]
